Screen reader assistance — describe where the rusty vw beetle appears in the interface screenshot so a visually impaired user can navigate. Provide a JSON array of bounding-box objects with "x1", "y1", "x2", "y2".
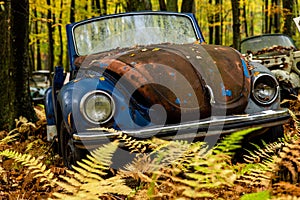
[{"x1": 44, "y1": 11, "x2": 290, "y2": 168}]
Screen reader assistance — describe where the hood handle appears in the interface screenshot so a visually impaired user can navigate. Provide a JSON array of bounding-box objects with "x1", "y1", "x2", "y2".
[{"x1": 205, "y1": 85, "x2": 216, "y2": 105}]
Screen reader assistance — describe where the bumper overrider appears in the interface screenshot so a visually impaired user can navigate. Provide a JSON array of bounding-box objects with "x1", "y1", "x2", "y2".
[{"x1": 72, "y1": 108, "x2": 290, "y2": 149}]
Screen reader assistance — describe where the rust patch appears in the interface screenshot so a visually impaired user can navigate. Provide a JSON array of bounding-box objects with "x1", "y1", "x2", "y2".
[{"x1": 74, "y1": 43, "x2": 251, "y2": 120}]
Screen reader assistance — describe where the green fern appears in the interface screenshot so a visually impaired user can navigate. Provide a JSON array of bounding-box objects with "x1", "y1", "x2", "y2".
[
  {"x1": 240, "y1": 190, "x2": 270, "y2": 200},
  {"x1": 213, "y1": 127, "x2": 262, "y2": 156},
  {"x1": 145, "y1": 129, "x2": 261, "y2": 198}
]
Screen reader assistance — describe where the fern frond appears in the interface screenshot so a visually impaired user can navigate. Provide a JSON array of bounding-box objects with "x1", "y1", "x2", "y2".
[
  {"x1": 272, "y1": 181, "x2": 300, "y2": 197},
  {"x1": 150, "y1": 139, "x2": 191, "y2": 167},
  {"x1": 0, "y1": 149, "x2": 56, "y2": 186},
  {"x1": 182, "y1": 189, "x2": 214, "y2": 198},
  {"x1": 213, "y1": 127, "x2": 261, "y2": 156},
  {"x1": 25, "y1": 138, "x2": 45, "y2": 153},
  {"x1": 240, "y1": 190, "x2": 270, "y2": 200},
  {"x1": 0, "y1": 132, "x2": 19, "y2": 145},
  {"x1": 118, "y1": 132, "x2": 157, "y2": 154},
  {"x1": 120, "y1": 154, "x2": 154, "y2": 182},
  {"x1": 238, "y1": 127, "x2": 300, "y2": 191},
  {"x1": 86, "y1": 140, "x2": 119, "y2": 172},
  {"x1": 53, "y1": 140, "x2": 133, "y2": 199},
  {"x1": 54, "y1": 174, "x2": 132, "y2": 199},
  {"x1": 288, "y1": 109, "x2": 300, "y2": 132}
]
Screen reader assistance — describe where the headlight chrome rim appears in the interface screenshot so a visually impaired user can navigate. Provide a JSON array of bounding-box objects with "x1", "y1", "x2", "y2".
[
  {"x1": 80, "y1": 90, "x2": 115, "y2": 124},
  {"x1": 252, "y1": 73, "x2": 279, "y2": 105}
]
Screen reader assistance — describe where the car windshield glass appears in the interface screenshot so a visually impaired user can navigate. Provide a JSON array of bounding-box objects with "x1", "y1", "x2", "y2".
[
  {"x1": 240, "y1": 35, "x2": 296, "y2": 55},
  {"x1": 73, "y1": 14, "x2": 198, "y2": 56}
]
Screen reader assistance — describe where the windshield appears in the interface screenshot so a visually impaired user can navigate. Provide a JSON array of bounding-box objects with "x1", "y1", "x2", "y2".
[
  {"x1": 240, "y1": 35, "x2": 296, "y2": 56},
  {"x1": 73, "y1": 14, "x2": 198, "y2": 56}
]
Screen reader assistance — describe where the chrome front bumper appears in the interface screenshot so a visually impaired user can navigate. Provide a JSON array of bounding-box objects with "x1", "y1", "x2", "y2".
[{"x1": 73, "y1": 108, "x2": 290, "y2": 144}]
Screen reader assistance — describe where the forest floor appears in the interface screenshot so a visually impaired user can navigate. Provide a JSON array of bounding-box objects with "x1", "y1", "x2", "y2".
[{"x1": 0, "y1": 97, "x2": 299, "y2": 199}]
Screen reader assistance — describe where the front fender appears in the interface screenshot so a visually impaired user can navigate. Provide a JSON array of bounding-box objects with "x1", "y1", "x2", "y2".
[
  {"x1": 44, "y1": 87, "x2": 57, "y2": 141},
  {"x1": 245, "y1": 61, "x2": 281, "y2": 113},
  {"x1": 45, "y1": 87, "x2": 55, "y2": 125}
]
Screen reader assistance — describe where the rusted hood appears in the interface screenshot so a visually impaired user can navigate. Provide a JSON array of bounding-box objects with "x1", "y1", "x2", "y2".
[{"x1": 75, "y1": 43, "x2": 251, "y2": 121}]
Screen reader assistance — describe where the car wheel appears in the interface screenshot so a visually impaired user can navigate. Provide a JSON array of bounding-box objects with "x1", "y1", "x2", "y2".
[
  {"x1": 233, "y1": 125, "x2": 284, "y2": 163},
  {"x1": 258, "y1": 125, "x2": 284, "y2": 144},
  {"x1": 59, "y1": 121, "x2": 83, "y2": 169}
]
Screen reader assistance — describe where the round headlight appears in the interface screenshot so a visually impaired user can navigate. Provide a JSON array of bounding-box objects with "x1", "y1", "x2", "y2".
[
  {"x1": 252, "y1": 73, "x2": 279, "y2": 105},
  {"x1": 80, "y1": 91, "x2": 115, "y2": 124}
]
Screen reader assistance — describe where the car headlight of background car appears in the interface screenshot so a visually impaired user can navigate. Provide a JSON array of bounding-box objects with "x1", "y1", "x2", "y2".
[
  {"x1": 80, "y1": 90, "x2": 115, "y2": 124},
  {"x1": 252, "y1": 73, "x2": 279, "y2": 105}
]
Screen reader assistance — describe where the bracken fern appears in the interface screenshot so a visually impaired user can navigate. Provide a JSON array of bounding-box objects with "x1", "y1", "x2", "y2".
[
  {"x1": 120, "y1": 128, "x2": 261, "y2": 199},
  {"x1": 0, "y1": 149, "x2": 57, "y2": 187},
  {"x1": 52, "y1": 141, "x2": 132, "y2": 199}
]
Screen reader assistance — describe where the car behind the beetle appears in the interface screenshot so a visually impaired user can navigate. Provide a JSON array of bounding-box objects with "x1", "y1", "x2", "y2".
[{"x1": 240, "y1": 33, "x2": 300, "y2": 98}]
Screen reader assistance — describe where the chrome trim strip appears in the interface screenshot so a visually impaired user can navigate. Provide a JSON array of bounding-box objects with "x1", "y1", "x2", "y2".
[{"x1": 73, "y1": 108, "x2": 289, "y2": 141}]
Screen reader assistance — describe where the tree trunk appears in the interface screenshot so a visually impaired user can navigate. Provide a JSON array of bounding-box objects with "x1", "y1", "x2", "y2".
[
  {"x1": 208, "y1": 0, "x2": 214, "y2": 44},
  {"x1": 159, "y1": 0, "x2": 167, "y2": 11},
  {"x1": 231, "y1": 0, "x2": 241, "y2": 50},
  {"x1": 102, "y1": 0, "x2": 107, "y2": 15},
  {"x1": 0, "y1": 1, "x2": 12, "y2": 129},
  {"x1": 273, "y1": 0, "x2": 280, "y2": 33},
  {"x1": 125, "y1": 0, "x2": 152, "y2": 11},
  {"x1": 58, "y1": 0, "x2": 63, "y2": 66},
  {"x1": 34, "y1": 7, "x2": 42, "y2": 70},
  {"x1": 250, "y1": 3, "x2": 254, "y2": 36},
  {"x1": 47, "y1": 0, "x2": 54, "y2": 72},
  {"x1": 10, "y1": 0, "x2": 36, "y2": 128},
  {"x1": 215, "y1": 0, "x2": 221, "y2": 45},
  {"x1": 95, "y1": 0, "x2": 101, "y2": 15},
  {"x1": 265, "y1": 0, "x2": 269, "y2": 33},
  {"x1": 282, "y1": 0, "x2": 294, "y2": 37},
  {"x1": 269, "y1": 0, "x2": 273, "y2": 33},
  {"x1": 181, "y1": 0, "x2": 194, "y2": 12},
  {"x1": 70, "y1": 0, "x2": 75, "y2": 23},
  {"x1": 166, "y1": 0, "x2": 178, "y2": 12},
  {"x1": 242, "y1": 0, "x2": 248, "y2": 37}
]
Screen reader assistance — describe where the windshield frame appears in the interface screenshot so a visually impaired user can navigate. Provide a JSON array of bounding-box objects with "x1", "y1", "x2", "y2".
[{"x1": 70, "y1": 11, "x2": 203, "y2": 56}]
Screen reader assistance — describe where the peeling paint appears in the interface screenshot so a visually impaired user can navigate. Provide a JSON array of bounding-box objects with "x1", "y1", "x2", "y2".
[
  {"x1": 222, "y1": 88, "x2": 232, "y2": 97},
  {"x1": 99, "y1": 76, "x2": 105, "y2": 81},
  {"x1": 254, "y1": 71, "x2": 260, "y2": 76},
  {"x1": 169, "y1": 72, "x2": 175, "y2": 77}
]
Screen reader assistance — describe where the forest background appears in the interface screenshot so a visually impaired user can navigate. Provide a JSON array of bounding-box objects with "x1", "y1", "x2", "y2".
[
  {"x1": 1, "y1": 0, "x2": 300, "y2": 199},
  {"x1": 0, "y1": 0, "x2": 298, "y2": 128},
  {"x1": 26, "y1": 0, "x2": 298, "y2": 72}
]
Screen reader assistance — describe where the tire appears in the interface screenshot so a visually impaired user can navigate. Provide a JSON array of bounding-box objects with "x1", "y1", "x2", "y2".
[
  {"x1": 233, "y1": 125, "x2": 284, "y2": 163},
  {"x1": 59, "y1": 121, "x2": 84, "y2": 169},
  {"x1": 257, "y1": 125, "x2": 284, "y2": 144}
]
